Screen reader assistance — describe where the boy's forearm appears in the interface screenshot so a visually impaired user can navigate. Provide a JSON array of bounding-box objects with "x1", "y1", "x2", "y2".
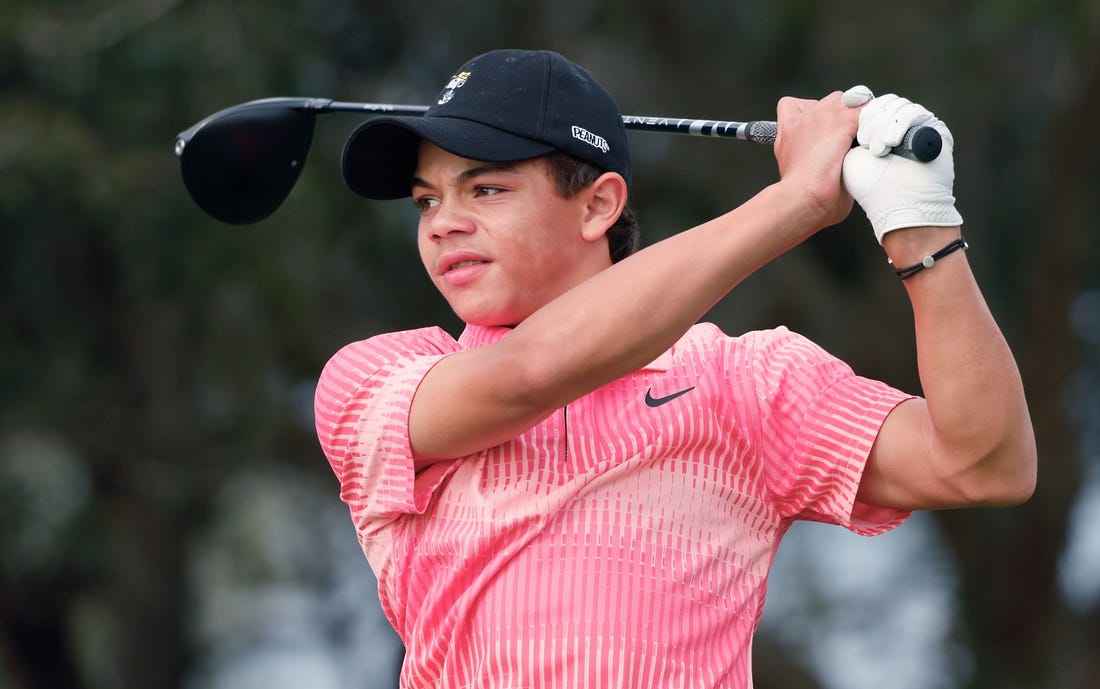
[{"x1": 884, "y1": 227, "x2": 1037, "y2": 503}]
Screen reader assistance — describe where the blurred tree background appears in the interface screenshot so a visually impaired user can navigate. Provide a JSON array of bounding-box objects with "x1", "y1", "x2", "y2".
[{"x1": 2, "y1": 1, "x2": 1098, "y2": 688}]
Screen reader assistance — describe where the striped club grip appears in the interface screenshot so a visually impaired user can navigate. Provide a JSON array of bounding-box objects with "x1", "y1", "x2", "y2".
[{"x1": 738, "y1": 120, "x2": 941, "y2": 162}]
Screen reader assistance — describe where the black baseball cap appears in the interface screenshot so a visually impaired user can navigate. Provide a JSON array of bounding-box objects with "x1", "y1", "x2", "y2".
[{"x1": 341, "y1": 49, "x2": 632, "y2": 200}]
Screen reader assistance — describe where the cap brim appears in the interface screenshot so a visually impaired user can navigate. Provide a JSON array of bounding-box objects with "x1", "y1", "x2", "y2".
[{"x1": 341, "y1": 116, "x2": 557, "y2": 200}]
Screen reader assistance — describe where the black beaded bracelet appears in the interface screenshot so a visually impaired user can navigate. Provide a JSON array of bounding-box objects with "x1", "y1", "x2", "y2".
[{"x1": 888, "y1": 237, "x2": 969, "y2": 279}]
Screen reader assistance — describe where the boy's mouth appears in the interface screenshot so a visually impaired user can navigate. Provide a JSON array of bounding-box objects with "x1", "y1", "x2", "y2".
[{"x1": 448, "y1": 259, "x2": 487, "y2": 272}]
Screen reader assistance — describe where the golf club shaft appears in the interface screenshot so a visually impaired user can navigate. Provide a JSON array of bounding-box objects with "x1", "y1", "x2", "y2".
[
  {"x1": 313, "y1": 99, "x2": 776, "y2": 144},
  {"x1": 298, "y1": 98, "x2": 936, "y2": 161}
]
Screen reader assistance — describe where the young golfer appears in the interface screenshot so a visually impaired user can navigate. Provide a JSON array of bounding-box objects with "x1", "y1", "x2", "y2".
[{"x1": 315, "y1": 49, "x2": 1035, "y2": 688}]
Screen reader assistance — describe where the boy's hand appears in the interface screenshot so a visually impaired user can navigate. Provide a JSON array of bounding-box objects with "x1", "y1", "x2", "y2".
[
  {"x1": 842, "y1": 94, "x2": 964, "y2": 243},
  {"x1": 774, "y1": 91, "x2": 860, "y2": 232}
]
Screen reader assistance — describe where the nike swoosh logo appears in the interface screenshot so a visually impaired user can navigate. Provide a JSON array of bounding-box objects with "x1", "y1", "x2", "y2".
[{"x1": 644, "y1": 386, "x2": 696, "y2": 408}]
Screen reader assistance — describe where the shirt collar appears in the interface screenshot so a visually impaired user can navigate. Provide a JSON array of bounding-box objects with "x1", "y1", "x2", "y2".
[{"x1": 458, "y1": 324, "x2": 513, "y2": 349}]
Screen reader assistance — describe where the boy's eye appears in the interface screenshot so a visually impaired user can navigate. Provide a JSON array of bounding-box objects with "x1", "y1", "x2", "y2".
[
  {"x1": 475, "y1": 185, "x2": 504, "y2": 197},
  {"x1": 413, "y1": 196, "x2": 440, "y2": 212}
]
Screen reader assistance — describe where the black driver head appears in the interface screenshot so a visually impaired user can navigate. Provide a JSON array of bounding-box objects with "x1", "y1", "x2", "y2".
[{"x1": 176, "y1": 99, "x2": 318, "y2": 224}]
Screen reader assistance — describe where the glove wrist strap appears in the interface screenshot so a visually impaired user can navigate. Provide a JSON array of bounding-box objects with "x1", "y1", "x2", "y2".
[{"x1": 888, "y1": 237, "x2": 968, "y2": 279}]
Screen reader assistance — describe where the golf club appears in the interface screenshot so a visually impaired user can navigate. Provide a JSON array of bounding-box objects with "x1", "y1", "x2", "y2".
[{"x1": 174, "y1": 97, "x2": 942, "y2": 225}]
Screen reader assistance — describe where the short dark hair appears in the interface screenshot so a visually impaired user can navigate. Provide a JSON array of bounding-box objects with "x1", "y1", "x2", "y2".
[{"x1": 541, "y1": 152, "x2": 640, "y2": 263}]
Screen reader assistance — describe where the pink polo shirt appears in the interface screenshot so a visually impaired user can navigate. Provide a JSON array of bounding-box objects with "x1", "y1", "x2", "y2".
[{"x1": 314, "y1": 322, "x2": 912, "y2": 689}]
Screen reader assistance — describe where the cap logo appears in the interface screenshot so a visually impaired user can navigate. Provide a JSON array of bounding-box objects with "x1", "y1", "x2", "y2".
[
  {"x1": 571, "y1": 126, "x2": 610, "y2": 153},
  {"x1": 437, "y1": 71, "x2": 471, "y2": 105}
]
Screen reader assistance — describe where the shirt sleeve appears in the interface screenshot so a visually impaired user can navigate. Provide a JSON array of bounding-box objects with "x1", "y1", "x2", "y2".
[
  {"x1": 314, "y1": 327, "x2": 462, "y2": 539},
  {"x1": 742, "y1": 327, "x2": 915, "y2": 535}
]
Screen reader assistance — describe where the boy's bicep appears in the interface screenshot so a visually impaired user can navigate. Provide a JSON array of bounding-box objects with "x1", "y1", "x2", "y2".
[{"x1": 858, "y1": 398, "x2": 962, "y2": 510}]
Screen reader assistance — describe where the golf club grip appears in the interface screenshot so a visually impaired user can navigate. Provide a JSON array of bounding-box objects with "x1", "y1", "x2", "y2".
[
  {"x1": 623, "y1": 116, "x2": 941, "y2": 162},
  {"x1": 746, "y1": 120, "x2": 942, "y2": 162}
]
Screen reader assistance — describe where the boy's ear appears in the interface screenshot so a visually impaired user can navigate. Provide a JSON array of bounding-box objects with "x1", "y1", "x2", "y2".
[{"x1": 580, "y1": 172, "x2": 629, "y2": 242}]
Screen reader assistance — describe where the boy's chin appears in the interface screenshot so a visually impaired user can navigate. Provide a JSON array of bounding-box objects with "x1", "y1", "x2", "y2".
[{"x1": 453, "y1": 304, "x2": 523, "y2": 329}]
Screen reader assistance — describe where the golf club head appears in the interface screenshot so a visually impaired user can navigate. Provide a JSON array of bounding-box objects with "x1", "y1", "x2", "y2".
[{"x1": 175, "y1": 98, "x2": 321, "y2": 224}]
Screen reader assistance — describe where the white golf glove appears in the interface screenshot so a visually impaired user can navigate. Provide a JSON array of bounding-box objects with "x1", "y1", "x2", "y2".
[{"x1": 842, "y1": 93, "x2": 964, "y2": 244}]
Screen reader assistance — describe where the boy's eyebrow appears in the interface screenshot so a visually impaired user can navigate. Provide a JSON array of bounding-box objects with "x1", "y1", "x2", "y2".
[{"x1": 411, "y1": 161, "x2": 521, "y2": 191}]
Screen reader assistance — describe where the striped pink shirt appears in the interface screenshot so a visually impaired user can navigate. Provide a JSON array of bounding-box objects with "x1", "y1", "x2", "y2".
[{"x1": 315, "y1": 322, "x2": 912, "y2": 688}]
